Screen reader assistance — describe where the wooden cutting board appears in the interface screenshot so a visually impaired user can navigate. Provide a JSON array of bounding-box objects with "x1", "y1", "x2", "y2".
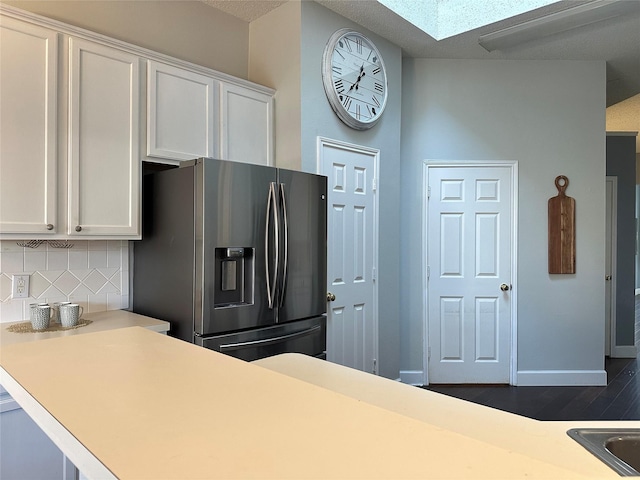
[{"x1": 548, "y1": 175, "x2": 575, "y2": 274}]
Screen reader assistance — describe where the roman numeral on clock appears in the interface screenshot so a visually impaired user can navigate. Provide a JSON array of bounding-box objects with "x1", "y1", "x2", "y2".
[
  {"x1": 342, "y1": 96, "x2": 352, "y2": 110},
  {"x1": 334, "y1": 79, "x2": 345, "y2": 94},
  {"x1": 372, "y1": 66, "x2": 381, "y2": 75},
  {"x1": 372, "y1": 95, "x2": 381, "y2": 107},
  {"x1": 355, "y1": 37, "x2": 363, "y2": 54},
  {"x1": 374, "y1": 82, "x2": 384, "y2": 93},
  {"x1": 332, "y1": 65, "x2": 342, "y2": 75}
]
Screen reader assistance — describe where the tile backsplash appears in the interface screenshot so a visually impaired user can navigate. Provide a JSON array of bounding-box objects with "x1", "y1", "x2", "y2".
[{"x1": 0, "y1": 240, "x2": 130, "y2": 323}]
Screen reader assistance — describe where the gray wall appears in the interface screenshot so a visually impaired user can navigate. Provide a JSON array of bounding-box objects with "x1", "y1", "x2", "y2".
[
  {"x1": 606, "y1": 135, "x2": 637, "y2": 346},
  {"x1": 401, "y1": 59, "x2": 607, "y2": 381},
  {"x1": 3, "y1": 0, "x2": 249, "y2": 79},
  {"x1": 300, "y1": 1, "x2": 403, "y2": 379},
  {"x1": 249, "y1": 2, "x2": 302, "y2": 170}
]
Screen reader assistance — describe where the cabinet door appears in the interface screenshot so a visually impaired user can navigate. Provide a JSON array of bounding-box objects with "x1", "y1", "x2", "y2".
[
  {"x1": 68, "y1": 38, "x2": 140, "y2": 237},
  {"x1": 0, "y1": 17, "x2": 58, "y2": 235},
  {"x1": 220, "y1": 83, "x2": 273, "y2": 166},
  {"x1": 0, "y1": 388, "x2": 66, "y2": 480},
  {"x1": 147, "y1": 61, "x2": 216, "y2": 161}
]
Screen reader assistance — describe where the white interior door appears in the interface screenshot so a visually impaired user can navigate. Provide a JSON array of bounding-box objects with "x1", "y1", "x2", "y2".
[
  {"x1": 319, "y1": 138, "x2": 378, "y2": 374},
  {"x1": 605, "y1": 176, "x2": 617, "y2": 356},
  {"x1": 427, "y1": 164, "x2": 514, "y2": 384}
]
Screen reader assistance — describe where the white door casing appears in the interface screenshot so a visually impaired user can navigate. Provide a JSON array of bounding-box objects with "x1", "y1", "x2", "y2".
[
  {"x1": 318, "y1": 137, "x2": 379, "y2": 374},
  {"x1": 425, "y1": 162, "x2": 517, "y2": 384},
  {"x1": 605, "y1": 176, "x2": 617, "y2": 356}
]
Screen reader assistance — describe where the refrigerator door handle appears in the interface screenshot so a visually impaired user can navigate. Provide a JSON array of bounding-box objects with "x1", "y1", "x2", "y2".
[
  {"x1": 218, "y1": 324, "x2": 322, "y2": 352},
  {"x1": 278, "y1": 183, "x2": 289, "y2": 308},
  {"x1": 265, "y1": 182, "x2": 279, "y2": 310}
]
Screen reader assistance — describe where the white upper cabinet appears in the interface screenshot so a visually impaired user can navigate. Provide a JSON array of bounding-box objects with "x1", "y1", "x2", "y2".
[
  {"x1": 220, "y1": 83, "x2": 274, "y2": 166},
  {"x1": 147, "y1": 61, "x2": 217, "y2": 162},
  {"x1": 68, "y1": 38, "x2": 140, "y2": 237},
  {"x1": 0, "y1": 5, "x2": 275, "y2": 238},
  {"x1": 0, "y1": 17, "x2": 58, "y2": 235},
  {"x1": 146, "y1": 60, "x2": 274, "y2": 166},
  {"x1": 0, "y1": 15, "x2": 141, "y2": 240}
]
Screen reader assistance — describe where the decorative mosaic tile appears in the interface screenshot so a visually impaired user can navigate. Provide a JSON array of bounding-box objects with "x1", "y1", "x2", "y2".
[
  {"x1": 0, "y1": 274, "x2": 12, "y2": 302},
  {"x1": 30, "y1": 272, "x2": 52, "y2": 298},
  {"x1": 98, "y1": 281, "x2": 119, "y2": 295},
  {"x1": 54, "y1": 271, "x2": 82, "y2": 295},
  {"x1": 83, "y1": 270, "x2": 108, "y2": 293},
  {"x1": 39, "y1": 284, "x2": 65, "y2": 300},
  {"x1": 40, "y1": 270, "x2": 64, "y2": 283}
]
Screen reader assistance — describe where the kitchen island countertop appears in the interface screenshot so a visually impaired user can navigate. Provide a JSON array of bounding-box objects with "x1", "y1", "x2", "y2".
[
  {"x1": 255, "y1": 353, "x2": 640, "y2": 478},
  {"x1": 0, "y1": 326, "x2": 636, "y2": 479},
  {"x1": 0, "y1": 309, "x2": 170, "y2": 347}
]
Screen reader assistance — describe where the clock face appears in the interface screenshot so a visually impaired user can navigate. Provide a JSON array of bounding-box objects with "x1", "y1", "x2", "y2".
[{"x1": 322, "y1": 29, "x2": 388, "y2": 130}]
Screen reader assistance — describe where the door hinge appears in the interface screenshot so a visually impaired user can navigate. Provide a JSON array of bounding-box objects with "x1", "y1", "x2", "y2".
[
  {"x1": 427, "y1": 265, "x2": 430, "y2": 280},
  {"x1": 427, "y1": 186, "x2": 431, "y2": 199},
  {"x1": 372, "y1": 178, "x2": 377, "y2": 192},
  {"x1": 428, "y1": 346, "x2": 431, "y2": 360},
  {"x1": 372, "y1": 267, "x2": 377, "y2": 281},
  {"x1": 373, "y1": 358, "x2": 377, "y2": 375}
]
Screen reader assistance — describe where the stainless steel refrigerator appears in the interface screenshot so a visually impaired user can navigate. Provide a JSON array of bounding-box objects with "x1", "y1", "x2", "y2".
[{"x1": 133, "y1": 158, "x2": 327, "y2": 361}]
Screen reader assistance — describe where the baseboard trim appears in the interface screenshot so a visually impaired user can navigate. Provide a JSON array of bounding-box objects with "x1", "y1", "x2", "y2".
[
  {"x1": 399, "y1": 370, "x2": 424, "y2": 386},
  {"x1": 0, "y1": 393, "x2": 20, "y2": 413},
  {"x1": 610, "y1": 345, "x2": 638, "y2": 358},
  {"x1": 517, "y1": 370, "x2": 607, "y2": 386}
]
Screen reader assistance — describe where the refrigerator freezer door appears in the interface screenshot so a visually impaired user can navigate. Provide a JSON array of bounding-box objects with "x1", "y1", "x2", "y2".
[
  {"x1": 276, "y1": 169, "x2": 327, "y2": 323},
  {"x1": 196, "y1": 159, "x2": 278, "y2": 335},
  {"x1": 196, "y1": 316, "x2": 326, "y2": 361}
]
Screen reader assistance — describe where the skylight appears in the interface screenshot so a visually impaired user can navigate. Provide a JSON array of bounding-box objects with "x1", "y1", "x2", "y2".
[{"x1": 377, "y1": 0, "x2": 560, "y2": 40}]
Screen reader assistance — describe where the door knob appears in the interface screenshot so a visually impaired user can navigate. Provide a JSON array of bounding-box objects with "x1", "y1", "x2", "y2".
[
  {"x1": 327, "y1": 292, "x2": 336, "y2": 302},
  {"x1": 500, "y1": 283, "x2": 510, "y2": 292},
  {"x1": 605, "y1": 275, "x2": 612, "y2": 281}
]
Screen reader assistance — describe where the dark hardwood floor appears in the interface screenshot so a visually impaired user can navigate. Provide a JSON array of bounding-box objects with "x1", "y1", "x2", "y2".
[{"x1": 423, "y1": 296, "x2": 640, "y2": 421}]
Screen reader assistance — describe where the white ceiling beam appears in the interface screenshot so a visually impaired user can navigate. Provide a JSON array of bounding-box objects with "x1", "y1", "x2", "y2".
[{"x1": 478, "y1": 0, "x2": 640, "y2": 51}]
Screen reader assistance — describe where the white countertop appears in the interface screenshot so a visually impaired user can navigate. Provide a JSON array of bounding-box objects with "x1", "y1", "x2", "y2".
[
  {"x1": 255, "y1": 353, "x2": 640, "y2": 478},
  {"x1": 1, "y1": 325, "x2": 635, "y2": 479},
  {"x1": 0, "y1": 310, "x2": 170, "y2": 347}
]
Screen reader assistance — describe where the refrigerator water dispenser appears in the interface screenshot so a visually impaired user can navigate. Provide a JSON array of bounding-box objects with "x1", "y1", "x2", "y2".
[{"x1": 214, "y1": 247, "x2": 253, "y2": 308}]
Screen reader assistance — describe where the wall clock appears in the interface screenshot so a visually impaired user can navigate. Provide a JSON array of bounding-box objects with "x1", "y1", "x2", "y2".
[{"x1": 322, "y1": 29, "x2": 388, "y2": 130}]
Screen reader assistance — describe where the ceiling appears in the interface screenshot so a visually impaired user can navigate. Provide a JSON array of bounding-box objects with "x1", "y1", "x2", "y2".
[{"x1": 204, "y1": 0, "x2": 640, "y2": 150}]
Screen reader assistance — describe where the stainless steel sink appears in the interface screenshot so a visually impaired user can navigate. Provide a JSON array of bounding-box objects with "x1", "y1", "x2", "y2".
[{"x1": 567, "y1": 428, "x2": 640, "y2": 476}]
